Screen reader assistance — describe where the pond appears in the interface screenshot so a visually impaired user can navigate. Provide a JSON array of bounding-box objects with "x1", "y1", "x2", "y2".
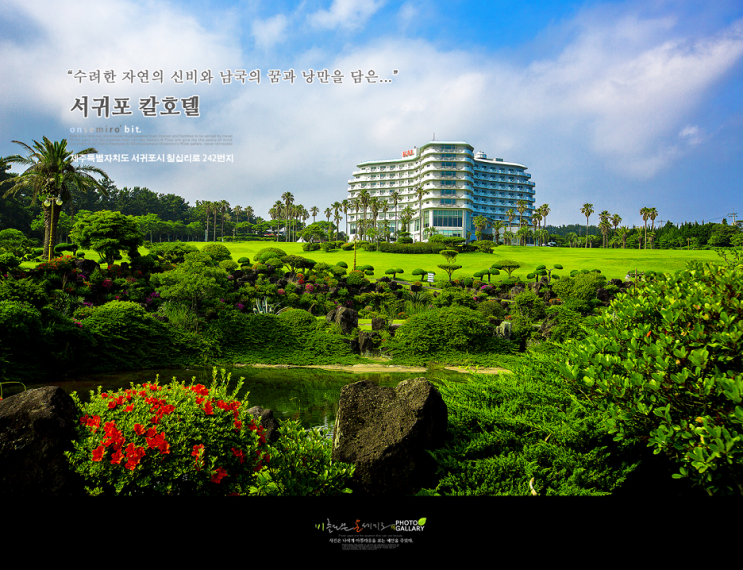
[{"x1": 4, "y1": 365, "x2": 471, "y2": 439}]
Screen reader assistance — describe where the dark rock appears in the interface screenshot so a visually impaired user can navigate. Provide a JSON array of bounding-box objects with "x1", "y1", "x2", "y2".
[
  {"x1": 0, "y1": 387, "x2": 86, "y2": 496},
  {"x1": 509, "y1": 284, "x2": 526, "y2": 298},
  {"x1": 596, "y1": 287, "x2": 611, "y2": 303},
  {"x1": 331, "y1": 378, "x2": 448, "y2": 496},
  {"x1": 609, "y1": 279, "x2": 623, "y2": 287},
  {"x1": 73, "y1": 258, "x2": 100, "y2": 276},
  {"x1": 375, "y1": 282, "x2": 388, "y2": 293},
  {"x1": 247, "y1": 406, "x2": 281, "y2": 444},
  {"x1": 410, "y1": 283, "x2": 422, "y2": 293},
  {"x1": 389, "y1": 323, "x2": 402, "y2": 336},
  {"x1": 358, "y1": 331, "x2": 382, "y2": 356},
  {"x1": 371, "y1": 317, "x2": 386, "y2": 331},
  {"x1": 377, "y1": 276, "x2": 391, "y2": 283},
  {"x1": 326, "y1": 306, "x2": 359, "y2": 335}
]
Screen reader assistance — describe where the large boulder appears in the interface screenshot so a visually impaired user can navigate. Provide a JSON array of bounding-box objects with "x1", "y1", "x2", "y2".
[
  {"x1": 357, "y1": 331, "x2": 382, "y2": 356},
  {"x1": 331, "y1": 378, "x2": 448, "y2": 496},
  {"x1": 495, "y1": 320, "x2": 512, "y2": 341},
  {"x1": 325, "y1": 306, "x2": 359, "y2": 335},
  {"x1": 0, "y1": 386, "x2": 86, "y2": 496}
]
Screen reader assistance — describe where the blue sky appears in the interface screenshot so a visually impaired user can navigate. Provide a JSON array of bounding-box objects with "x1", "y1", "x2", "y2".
[{"x1": 2, "y1": 0, "x2": 742, "y2": 228}]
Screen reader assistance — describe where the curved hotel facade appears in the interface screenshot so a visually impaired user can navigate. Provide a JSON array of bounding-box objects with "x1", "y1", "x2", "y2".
[{"x1": 347, "y1": 140, "x2": 535, "y2": 242}]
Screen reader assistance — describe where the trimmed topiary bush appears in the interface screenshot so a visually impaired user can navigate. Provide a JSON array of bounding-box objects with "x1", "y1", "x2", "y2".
[
  {"x1": 387, "y1": 306, "x2": 512, "y2": 364},
  {"x1": 201, "y1": 243, "x2": 233, "y2": 263}
]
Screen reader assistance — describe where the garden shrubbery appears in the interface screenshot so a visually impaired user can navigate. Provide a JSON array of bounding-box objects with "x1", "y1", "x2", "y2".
[
  {"x1": 387, "y1": 305, "x2": 513, "y2": 365},
  {"x1": 558, "y1": 260, "x2": 743, "y2": 495}
]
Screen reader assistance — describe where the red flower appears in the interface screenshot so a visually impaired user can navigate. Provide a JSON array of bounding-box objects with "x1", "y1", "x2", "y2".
[
  {"x1": 210, "y1": 467, "x2": 228, "y2": 484},
  {"x1": 92, "y1": 445, "x2": 105, "y2": 462},
  {"x1": 133, "y1": 424, "x2": 146, "y2": 436},
  {"x1": 231, "y1": 447, "x2": 245, "y2": 464},
  {"x1": 203, "y1": 400, "x2": 213, "y2": 415},
  {"x1": 124, "y1": 404, "x2": 134, "y2": 412},
  {"x1": 110, "y1": 448, "x2": 124, "y2": 465}
]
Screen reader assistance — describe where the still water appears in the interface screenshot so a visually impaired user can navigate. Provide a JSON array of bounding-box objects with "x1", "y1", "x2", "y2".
[{"x1": 8, "y1": 365, "x2": 468, "y2": 437}]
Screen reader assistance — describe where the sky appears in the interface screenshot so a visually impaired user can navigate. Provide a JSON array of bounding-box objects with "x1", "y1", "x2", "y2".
[{"x1": 2, "y1": 0, "x2": 742, "y2": 229}]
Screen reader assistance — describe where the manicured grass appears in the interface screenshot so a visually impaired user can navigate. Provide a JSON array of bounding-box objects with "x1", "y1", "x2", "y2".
[
  {"x1": 24, "y1": 241, "x2": 721, "y2": 282},
  {"x1": 196, "y1": 241, "x2": 721, "y2": 282}
]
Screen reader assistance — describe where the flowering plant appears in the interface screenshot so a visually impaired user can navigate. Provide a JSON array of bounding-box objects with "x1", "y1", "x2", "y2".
[{"x1": 65, "y1": 368, "x2": 269, "y2": 496}]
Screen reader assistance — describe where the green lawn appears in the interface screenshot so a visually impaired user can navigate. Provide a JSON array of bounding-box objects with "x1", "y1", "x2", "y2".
[{"x1": 25, "y1": 241, "x2": 722, "y2": 282}]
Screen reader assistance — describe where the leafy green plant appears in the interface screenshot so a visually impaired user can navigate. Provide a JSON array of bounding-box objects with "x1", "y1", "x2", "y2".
[
  {"x1": 248, "y1": 420, "x2": 355, "y2": 496},
  {"x1": 65, "y1": 368, "x2": 269, "y2": 496},
  {"x1": 201, "y1": 243, "x2": 233, "y2": 263},
  {"x1": 558, "y1": 261, "x2": 743, "y2": 495}
]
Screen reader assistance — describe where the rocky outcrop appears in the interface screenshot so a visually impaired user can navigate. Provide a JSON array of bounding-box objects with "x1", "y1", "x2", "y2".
[
  {"x1": 331, "y1": 378, "x2": 448, "y2": 496},
  {"x1": 0, "y1": 387, "x2": 86, "y2": 496},
  {"x1": 325, "y1": 306, "x2": 359, "y2": 335}
]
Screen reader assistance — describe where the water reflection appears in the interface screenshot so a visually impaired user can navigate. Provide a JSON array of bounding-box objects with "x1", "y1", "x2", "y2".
[{"x1": 9, "y1": 365, "x2": 468, "y2": 437}]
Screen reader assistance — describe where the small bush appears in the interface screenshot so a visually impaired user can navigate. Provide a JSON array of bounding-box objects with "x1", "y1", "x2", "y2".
[
  {"x1": 201, "y1": 244, "x2": 233, "y2": 263},
  {"x1": 219, "y1": 259, "x2": 239, "y2": 272},
  {"x1": 147, "y1": 242, "x2": 199, "y2": 264}
]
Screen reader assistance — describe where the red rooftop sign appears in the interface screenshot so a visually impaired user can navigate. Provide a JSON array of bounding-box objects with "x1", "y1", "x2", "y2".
[{"x1": 402, "y1": 149, "x2": 414, "y2": 157}]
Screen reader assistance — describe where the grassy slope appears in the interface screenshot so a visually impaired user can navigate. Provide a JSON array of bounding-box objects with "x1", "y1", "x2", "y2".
[{"x1": 24, "y1": 241, "x2": 720, "y2": 281}]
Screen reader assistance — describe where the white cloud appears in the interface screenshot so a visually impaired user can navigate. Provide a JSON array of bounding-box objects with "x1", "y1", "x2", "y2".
[
  {"x1": 252, "y1": 14, "x2": 289, "y2": 50},
  {"x1": 679, "y1": 125, "x2": 703, "y2": 146},
  {"x1": 308, "y1": 0, "x2": 386, "y2": 31}
]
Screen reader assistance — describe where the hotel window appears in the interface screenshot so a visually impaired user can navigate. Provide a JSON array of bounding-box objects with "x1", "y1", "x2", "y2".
[
  {"x1": 441, "y1": 188, "x2": 455, "y2": 195},
  {"x1": 440, "y1": 199, "x2": 455, "y2": 205},
  {"x1": 433, "y1": 209, "x2": 463, "y2": 227}
]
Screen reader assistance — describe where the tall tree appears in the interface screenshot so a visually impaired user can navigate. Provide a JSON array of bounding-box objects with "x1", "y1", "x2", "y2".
[
  {"x1": 415, "y1": 184, "x2": 426, "y2": 242},
  {"x1": 389, "y1": 190, "x2": 400, "y2": 241},
  {"x1": 341, "y1": 199, "x2": 350, "y2": 242},
  {"x1": 3, "y1": 137, "x2": 110, "y2": 259},
  {"x1": 581, "y1": 203, "x2": 594, "y2": 248},
  {"x1": 611, "y1": 213, "x2": 622, "y2": 248},
  {"x1": 281, "y1": 192, "x2": 294, "y2": 243},
  {"x1": 516, "y1": 200, "x2": 528, "y2": 245},
  {"x1": 311, "y1": 206, "x2": 319, "y2": 224},
  {"x1": 648, "y1": 207, "x2": 658, "y2": 249},
  {"x1": 233, "y1": 205, "x2": 242, "y2": 238}
]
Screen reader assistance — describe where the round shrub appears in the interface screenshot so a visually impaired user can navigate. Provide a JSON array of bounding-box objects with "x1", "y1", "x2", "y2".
[
  {"x1": 476, "y1": 300, "x2": 506, "y2": 320},
  {"x1": 82, "y1": 301, "x2": 191, "y2": 372},
  {"x1": 387, "y1": 306, "x2": 510, "y2": 363},
  {"x1": 255, "y1": 247, "x2": 287, "y2": 263},
  {"x1": 346, "y1": 270, "x2": 366, "y2": 286},
  {"x1": 558, "y1": 261, "x2": 743, "y2": 495},
  {"x1": 0, "y1": 277, "x2": 47, "y2": 309},
  {"x1": 219, "y1": 259, "x2": 239, "y2": 272},
  {"x1": 336, "y1": 261, "x2": 348, "y2": 268},
  {"x1": 278, "y1": 309, "x2": 317, "y2": 336},
  {"x1": 237, "y1": 257, "x2": 250, "y2": 265},
  {"x1": 201, "y1": 243, "x2": 233, "y2": 263},
  {"x1": 147, "y1": 242, "x2": 199, "y2": 264}
]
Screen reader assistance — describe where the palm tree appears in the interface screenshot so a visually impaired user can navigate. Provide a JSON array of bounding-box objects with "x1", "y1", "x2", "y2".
[
  {"x1": 473, "y1": 215, "x2": 488, "y2": 241},
  {"x1": 611, "y1": 213, "x2": 622, "y2": 248},
  {"x1": 502, "y1": 230, "x2": 515, "y2": 245},
  {"x1": 415, "y1": 184, "x2": 426, "y2": 242},
  {"x1": 506, "y1": 209, "x2": 515, "y2": 236},
  {"x1": 648, "y1": 208, "x2": 658, "y2": 249},
  {"x1": 358, "y1": 188, "x2": 371, "y2": 240},
  {"x1": 618, "y1": 225, "x2": 629, "y2": 249},
  {"x1": 196, "y1": 200, "x2": 211, "y2": 241},
  {"x1": 332, "y1": 201, "x2": 342, "y2": 241},
  {"x1": 598, "y1": 210, "x2": 611, "y2": 248},
  {"x1": 341, "y1": 199, "x2": 350, "y2": 241},
  {"x1": 351, "y1": 198, "x2": 360, "y2": 239},
  {"x1": 491, "y1": 219, "x2": 505, "y2": 245},
  {"x1": 233, "y1": 205, "x2": 242, "y2": 238},
  {"x1": 325, "y1": 207, "x2": 332, "y2": 242},
  {"x1": 566, "y1": 231, "x2": 577, "y2": 248},
  {"x1": 281, "y1": 192, "x2": 294, "y2": 243},
  {"x1": 4, "y1": 137, "x2": 110, "y2": 259},
  {"x1": 581, "y1": 203, "x2": 594, "y2": 248},
  {"x1": 516, "y1": 200, "x2": 528, "y2": 244},
  {"x1": 244, "y1": 205, "x2": 254, "y2": 224},
  {"x1": 599, "y1": 218, "x2": 612, "y2": 249},
  {"x1": 532, "y1": 211, "x2": 543, "y2": 245},
  {"x1": 389, "y1": 190, "x2": 401, "y2": 240},
  {"x1": 540, "y1": 203, "x2": 551, "y2": 234},
  {"x1": 219, "y1": 200, "x2": 230, "y2": 241},
  {"x1": 311, "y1": 206, "x2": 319, "y2": 224},
  {"x1": 640, "y1": 207, "x2": 650, "y2": 250},
  {"x1": 334, "y1": 210, "x2": 343, "y2": 243}
]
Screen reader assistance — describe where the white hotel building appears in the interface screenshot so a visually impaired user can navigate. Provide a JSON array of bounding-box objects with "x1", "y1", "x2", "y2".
[{"x1": 347, "y1": 140, "x2": 535, "y2": 242}]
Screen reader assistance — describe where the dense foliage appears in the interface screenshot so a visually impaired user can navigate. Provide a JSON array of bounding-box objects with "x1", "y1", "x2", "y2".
[{"x1": 558, "y1": 261, "x2": 743, "y2": 495}]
